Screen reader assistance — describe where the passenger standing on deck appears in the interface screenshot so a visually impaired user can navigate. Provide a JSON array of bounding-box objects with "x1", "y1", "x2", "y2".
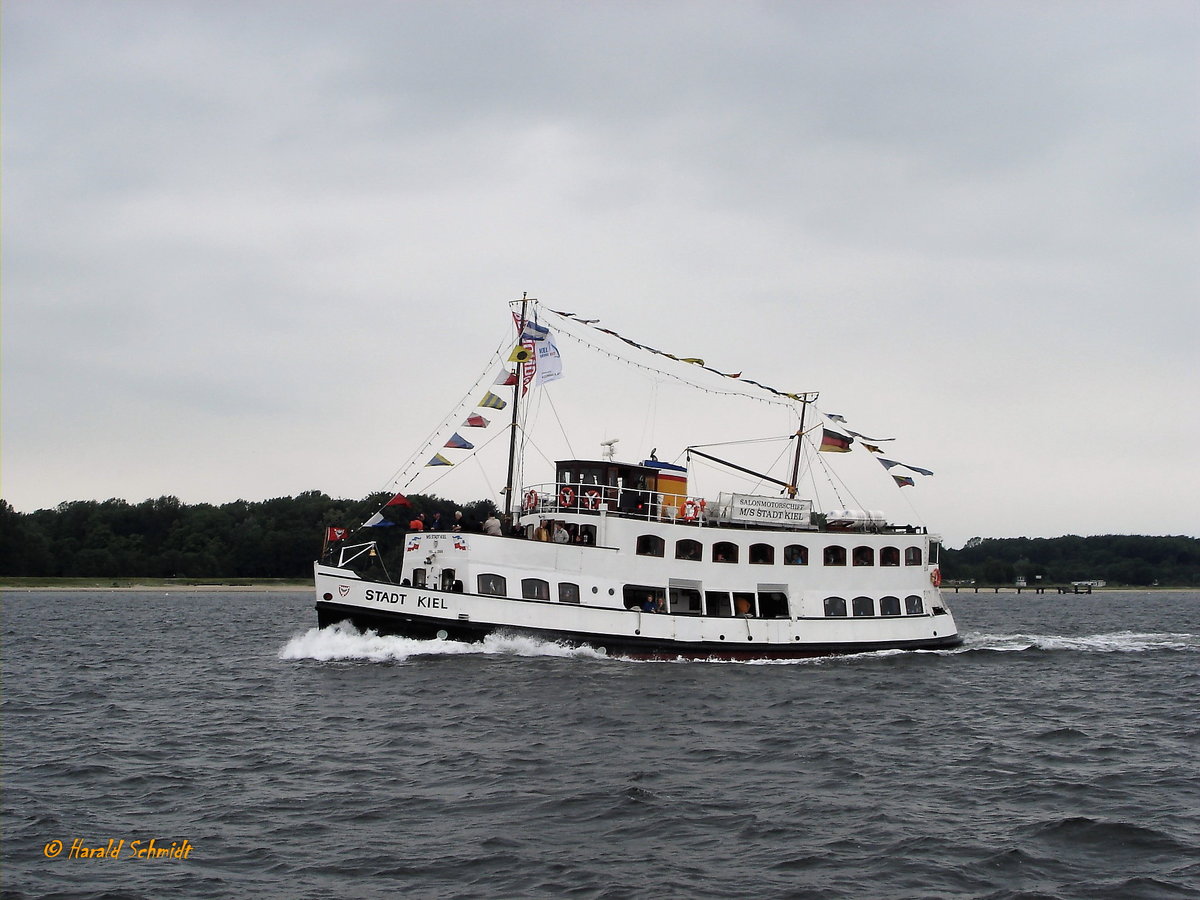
[
  {"x1": 534, "y1": 520, "x2": 550, "y2": 541},
  {"x1": 408, "y1": 513, "x2": 425, "y2": 531},
  {"x1": 483, "y1": 513, "x2": 502, "y2": 536},
  {"x1": 552, "y1": 521, "x2": 570, "y2": 543}
]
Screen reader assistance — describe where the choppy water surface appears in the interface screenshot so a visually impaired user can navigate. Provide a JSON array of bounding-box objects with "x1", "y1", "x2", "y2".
[{"x1": 4, "y1": 590, "x2": 1198, "y2": 899}]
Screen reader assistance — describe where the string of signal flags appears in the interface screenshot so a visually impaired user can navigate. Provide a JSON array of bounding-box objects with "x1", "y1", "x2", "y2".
[{"x1": 364, "y1": 305, "x2": 937, "y2": 529}]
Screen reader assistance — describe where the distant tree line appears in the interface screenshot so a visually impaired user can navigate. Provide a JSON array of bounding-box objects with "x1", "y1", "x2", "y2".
[
  {"x1": 940, "y1": 535, "x2": 1200, "y2": 587},
  {"x1": 0, "y1": 493, "x2": 497, "y2": 580},
  {"x1": 1, "y1": 495, "x2": 1196, "y2": 585}
]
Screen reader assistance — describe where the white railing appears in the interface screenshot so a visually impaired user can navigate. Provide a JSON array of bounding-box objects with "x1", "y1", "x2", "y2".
[{"x1": 518, "y1": 482, "x2": 710, "y2": 524}]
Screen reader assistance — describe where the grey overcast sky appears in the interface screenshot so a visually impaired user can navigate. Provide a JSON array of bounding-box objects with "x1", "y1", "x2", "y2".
[{"x1": 3, "y1": 0, "x2": 1197, "y2": 548}]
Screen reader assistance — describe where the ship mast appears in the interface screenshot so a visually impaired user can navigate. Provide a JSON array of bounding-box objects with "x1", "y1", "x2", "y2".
[
  {"x1": 787, "y1": 392, "x2": 819, "y2": 498},
  {"x1": 503, "y1": 293, "x2": 530, "y2": 519}
]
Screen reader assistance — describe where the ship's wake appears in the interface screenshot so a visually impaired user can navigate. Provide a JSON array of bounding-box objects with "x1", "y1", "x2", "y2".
[
  {"x1": 955, "y1": 630, "x2": 1199, "y2": 654},
  {"x1": 278, "y1": 623, "x2": 1198, "y2": 666},
  {"x1": 278, "y1": 622, "x2": 610, "y2": 663}
]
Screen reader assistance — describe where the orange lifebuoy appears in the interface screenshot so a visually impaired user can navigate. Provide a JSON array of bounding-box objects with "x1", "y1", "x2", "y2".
[
  {"x1": 582, "y1": 489, "x2": 602, "y2": 509},
  {"x1": 681, "y1": 499, "x2": 699, "y2": 521},
  {"x1": 523, "y1": 490, "x2": 538, "y2": 511},
  {"x1": 930, "y1": 567, "x2": 942, "y2": 587},
  {"x1": 558, "y1": 486, "x2": 576, "y2": 508}
]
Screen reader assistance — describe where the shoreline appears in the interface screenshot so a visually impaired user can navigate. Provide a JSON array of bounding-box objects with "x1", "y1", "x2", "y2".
[{"x1": 1, "y1": 580, "x2": 310, "y2": 592}]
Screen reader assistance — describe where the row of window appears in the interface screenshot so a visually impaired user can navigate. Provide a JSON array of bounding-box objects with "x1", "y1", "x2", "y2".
[
  {"x1": 474, "y1": 573, "x2": 926, "y2": 619},
  {"x1": 479, "y1": 573, "x2": 582, "y2": 604},
  {"x1": 824, "y1": 595, "x2": 925, "y2": 617},
  {"x1": 635, "y1": 536, "x2": 924, "y2": 567}
]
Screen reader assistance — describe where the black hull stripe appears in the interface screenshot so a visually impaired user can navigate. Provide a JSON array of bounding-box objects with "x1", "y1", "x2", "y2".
[{"x1": 314, "y1": 601, "x2": 963, "y2": 660}]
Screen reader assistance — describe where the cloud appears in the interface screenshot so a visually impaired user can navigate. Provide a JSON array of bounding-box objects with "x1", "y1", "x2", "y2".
[{"x1": 3, "y1": 0, "x2": 1197, "y2": 546}]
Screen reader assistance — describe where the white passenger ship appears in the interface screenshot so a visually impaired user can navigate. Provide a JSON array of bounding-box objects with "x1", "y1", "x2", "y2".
[{"x1": 314, "y1": 299, "x2": 961, "y2": 660}]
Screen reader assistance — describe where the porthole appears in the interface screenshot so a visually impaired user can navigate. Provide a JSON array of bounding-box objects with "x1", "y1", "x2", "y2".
[{"x1": 436, "y1": 629, "x2": 449, "y2": 640}]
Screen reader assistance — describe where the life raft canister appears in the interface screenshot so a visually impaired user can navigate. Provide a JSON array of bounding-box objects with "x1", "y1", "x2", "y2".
[
  {"x1": 559, "y1": 486, "x2": 576, "y2": 508},
  {"x1": 930, "y1": 567, "x2": 942, "y2": 587},
  {"x1": 582, "y1": 488, "x2": 602, "y2": 509},
  {"x1": 523, "y1": 490, "x2": 538, "y2": 511}
]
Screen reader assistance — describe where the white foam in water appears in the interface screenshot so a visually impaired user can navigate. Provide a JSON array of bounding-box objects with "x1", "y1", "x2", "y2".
[
  {"x1": 961, "y1": 631, "x2": 1199, "y2": 653},
  {"x1": 278, "y1": 622, "x2": 611, "y2": 663},
  {"x1": 279, "y1": 623, "x2": 1198, "y2": 664}
]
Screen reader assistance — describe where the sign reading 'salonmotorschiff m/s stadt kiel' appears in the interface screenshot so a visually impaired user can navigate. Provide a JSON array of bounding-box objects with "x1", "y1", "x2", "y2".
[{"x1": 720, "y1": 493, "x2": 813, "y2": 526}]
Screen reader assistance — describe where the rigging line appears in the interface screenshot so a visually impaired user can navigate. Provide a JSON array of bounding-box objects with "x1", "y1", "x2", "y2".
[
  {"x1": 809, "y1": 440, "x2": 877, "y2": 513},
  {"x1": 517, "y1": 426, "x2": 560, "y2": 475},
  {"x1": 895, "y1": 486, "x2": 928, "y2": 531},
  {"x1": 380, "y1": 331, "x2": 512, "y2": 494},
  {"x1": 466, "y1": 442, "x2": 499, "y2": 504},
  {"x1": 688, "y1": 435, "x2": 796, "y2": 450},
  {"x1": 401, "y1": 422, "x2": 514, "y2": 495},
  {"x1": 539, "y1": 383, "x2": 576, "y2": 460},
  {"x1": 687, "y1": 454, "x2": 772, "y2": 491},
  {"x1": 541, "y1": 309, "x2": 805, "y2": 410},
  {"x1": 763, "y1": 440, "x2": 795, "y2": 494}
]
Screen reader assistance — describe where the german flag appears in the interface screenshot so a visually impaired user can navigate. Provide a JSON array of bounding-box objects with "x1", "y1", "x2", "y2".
[{"x1": 819, "y1": 428, "x2": 854, "y2": 453}]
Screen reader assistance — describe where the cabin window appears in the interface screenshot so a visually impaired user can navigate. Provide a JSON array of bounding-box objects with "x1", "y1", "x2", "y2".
[
  {"x1": 522, "y1": 578, "x2": 550, "y2": 600},
  {"x1": 852, "y1": 596, "x2": 874, "y2": 617},
  {"x1": 440, "y1": 569, "x2": 457, "y2": 591},
  {"x1": 559, "y1": 582, "x2": 581, "y2": 604},
  {"x1": 852, "y1": 546, "x2": 874, "y2": 566},
  {"x1": 824, "y1": 596, "x2": 848, "y2": 617},
  {"x1": 577, "y1": 524, "x2": 597, "y2": 546},
  {"x1": 636, "y1": 535, "x2": 665, "y2": 557},
  {"x1": 733, "y1": 592, "x2": 756, "y2": 616},
  {"x1": 705, "y1": 591, "x2": 732, "y2": 617},
  {"x1": 880, "y1": 547, "x2": 901, "y2": 567},
  {"x1": 478, "y1": 574, "x2": 507, "y2": 596},
  {"x1": 758, "y1": 591, "x2": 789, "y2": 618},
  {"x1": 675, "y1": 539, "x2": 702, "y2": 561},
  {"x1": 905, "y1": 595, "x2": 924, "y2": 615},
  {"x1": 669, "y1": 586, "x2": 703, "y2": 615},
  {"x1": 904, "y1": 547, "x2": 923, "y2": 566},
  {"x1": 749, "y1": 543, "x2": 775, "y2": 565},
  {"x1": 623, "y1": 584, "x2": 665, "y2": 611},
  {"x1": 879, "y1": 595, "x2": 901, "y2": 616},
  {"x1": 784, "y1": 545, "x2": 808, "y2": 566},
  {"x1": 824, "y1": 546, "x2": 846, "y2": 567},
  {"x1": 713, "y1": 541, "x2": 739, "y2": 563},
  {"x1": 412, "y1": 568, "x2": 427, "y2": 588}
]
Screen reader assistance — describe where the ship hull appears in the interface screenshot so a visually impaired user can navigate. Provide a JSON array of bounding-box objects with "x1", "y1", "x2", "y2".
[{"x1": 315, "y1": 564, "x2": 963, "y2": 661}]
